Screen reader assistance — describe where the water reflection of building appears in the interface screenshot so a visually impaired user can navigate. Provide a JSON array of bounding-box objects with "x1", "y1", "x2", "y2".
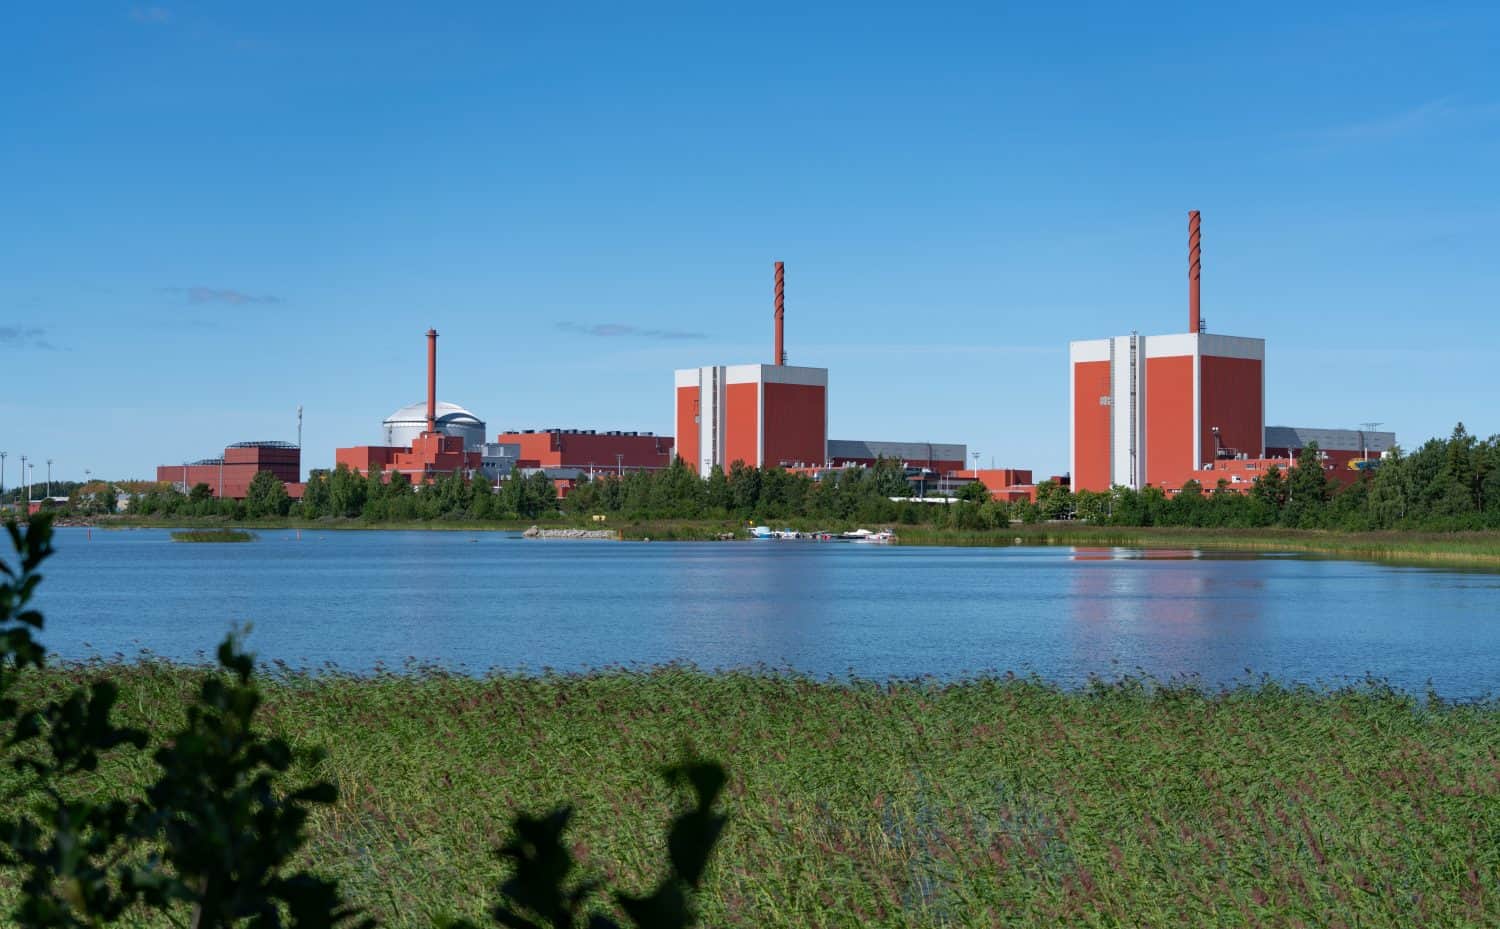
[
  {"x1": 1066, "y1": 551, "x2": 1267, "y2": 686},
  {"x1": 658, "y1": 545, "x2": 834, "y2": 669}
]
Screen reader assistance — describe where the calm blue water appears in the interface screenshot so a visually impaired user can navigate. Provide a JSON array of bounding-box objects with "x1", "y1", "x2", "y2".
[{"x1": 26, "y1": 527, "x2": 1500, "y2": 698}]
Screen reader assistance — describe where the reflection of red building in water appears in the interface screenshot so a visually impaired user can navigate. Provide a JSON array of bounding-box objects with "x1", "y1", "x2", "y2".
[
  {"x1": 335, "y1": 329, "x2": 481, "y2": 481},
  {"x1": 156, "y1": 441, "x2": 303, "y2": 499}
]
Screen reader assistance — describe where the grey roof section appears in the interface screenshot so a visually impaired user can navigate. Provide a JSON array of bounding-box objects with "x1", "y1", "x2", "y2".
[
  {"x1": 384, "y1": 401, "x2": 485, "y2": 426},
  {"x1": 828, "y1": 439, "x2": 968, "y2": 463},
  {"x1": 1265, "y1": 426, "x2": 1396, "y2": 453}
]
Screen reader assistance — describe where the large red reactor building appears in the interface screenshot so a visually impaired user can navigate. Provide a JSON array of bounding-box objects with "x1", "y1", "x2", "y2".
[
  {"x1": 1070, "y1": 212, "x2": 1265, "y2": 493},
  {"x1": 675, "y1": 262, "x2": 829, "y2": 476}
]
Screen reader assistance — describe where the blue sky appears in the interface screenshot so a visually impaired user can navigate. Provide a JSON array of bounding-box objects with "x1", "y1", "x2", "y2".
[{"x1": 3, "y1": 2, "x2": 1498, "y2": 484}]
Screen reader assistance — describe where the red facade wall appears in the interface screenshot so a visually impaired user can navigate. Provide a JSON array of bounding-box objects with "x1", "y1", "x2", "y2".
[
  {"x1": 500, "y1": 434, "x2": 558, "y2": 468},
  {"x1": 1200, "y1": 356, "x2": 1263, "y2": 463},
  {"x1": 223, "y1": 446, "x2": 299, "y2": 483},
  {"x1": 156, "y1": 445, "x2": 302, "y2": 499},
  {"x1": 389, "y1": 432, "x2": 478, "y2": 478},
  {"x1": 724, "y1": 383, "x2": 760, "y2": 468},
  {"x1": 968, "y1": 468, "x2": 1033, "y2": 488},
  {"x1": 336, "y1": 437, "x2": 477, "y2": 483},
  {"x1": 335, "y1": 446, "x2": 398, "y2": 475},
  {"x1": 1071, "y1": 361, "x2": 1112, "y2": 492},
  {"x1": 1165, "y1": 456, "x2": 1365, "y2": 495},
  {"x1": 1144, "y1": 355, "x2": 1195, "y2": 487},
  {"x1": 674, "y1": 386, "x2": 700, "y2": 470},
  {"x1": 494, "y1": 431, "x2": 674, "y2": 470},
  {"x1": 762, "y1": 383, "x2": 826, "y2": 468}
]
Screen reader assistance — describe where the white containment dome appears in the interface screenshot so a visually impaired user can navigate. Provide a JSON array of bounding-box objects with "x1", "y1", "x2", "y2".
[{"x1": 382, "y1": 401, "x2": 488, "y2": 450}]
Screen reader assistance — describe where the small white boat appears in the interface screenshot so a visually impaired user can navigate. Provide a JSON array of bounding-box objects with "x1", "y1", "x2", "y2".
[
  {"x1": 851, "y1": 529, "x2": 896, "y2": 544},
  {"x1": 748, "y1": 526, "x2": 774, "y2": 539}
]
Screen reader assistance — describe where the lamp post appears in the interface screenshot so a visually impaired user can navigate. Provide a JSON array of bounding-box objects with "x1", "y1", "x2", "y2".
[
  {"x1": 20, "y1": 455, "x2": 27, "y2": 505},
  {"x1": 1359, "y1": 421, "x2": 1383, "y2": 463},
  {"x1": 46, "y1": 459, "x2": 53, "y2": 498},
  {"x1": 616, "y1": 453, "x2": 623, "y2": 478},
  {"x1": 1, "y1": 451, "x2": 6, "y2": 499},
  {"x1": 971, "y1": 451, "x2": 980, "y2": 479},
  {"x1": 26, "y1": 463, "x2": 35, "y2": 505}
]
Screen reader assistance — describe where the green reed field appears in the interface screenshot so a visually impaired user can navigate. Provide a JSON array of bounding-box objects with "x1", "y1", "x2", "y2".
[
  {"x1": 7, "y1": 664, "x2": 1496, "y2": 928},
  {"x1": 168, "y1": 527, "x2": 257, "y2": 542}
]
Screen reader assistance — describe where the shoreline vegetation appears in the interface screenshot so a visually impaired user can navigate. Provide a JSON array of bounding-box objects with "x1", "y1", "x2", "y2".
[
  {"x1": 168, "y1": 527, "x2": 256, "y2": 543},
  {"x1": 9, "y1": 660, "x2": 1498, "y2": 927},
  {"x1": 6, "y1": 515, "x2": 1498, "y2": 927},
  {"x1": 67, "y1": 515, "x2": 1500, "y2": 568}
]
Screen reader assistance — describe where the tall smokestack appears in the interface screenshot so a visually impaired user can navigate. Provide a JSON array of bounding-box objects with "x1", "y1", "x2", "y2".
[
  {"x1": 425, "y1": 328, "x2": 438, "y2": 434},
  {"x1": 773, "y1": 261, "x2": 785, "y2": 365},
  {"x1": 1188, "y1": 210, "x2": 1202, "y2": 334}
]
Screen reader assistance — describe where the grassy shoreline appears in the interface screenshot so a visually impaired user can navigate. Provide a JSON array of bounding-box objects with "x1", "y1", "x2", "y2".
[
  {"x1": 5, "y1": 664, "x2": 1496, "y2": 927},
  {"x1": 897, "y1": 525, "x2": 1500, "y2": 568},
  {"x1": 75, "y1": 516, "x2": 1500, "y2": 568}
]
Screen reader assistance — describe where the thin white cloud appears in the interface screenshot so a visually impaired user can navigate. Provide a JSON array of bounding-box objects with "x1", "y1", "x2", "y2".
[
  {"x1": 162, "y1": 286, "x2": 283, "y2": 306},
  {"x1": 556, "y1": 321, "x2": 706, "y2": 340},
  {"x1": 1314, "y1": 98, "x2": 1500, "y2": 143},
  {"x1": 806, "y1": 342, "x2": 1057, "y2": 358}
]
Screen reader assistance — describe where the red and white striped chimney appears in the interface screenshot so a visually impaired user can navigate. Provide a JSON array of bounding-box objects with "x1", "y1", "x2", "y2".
[
  {"x1": 1188, "y1": 211, "x2": 1202, "y2": 334},
  {"x1": 773, "y1": 261, "x2": 785, "y2": 365},
  {"x1": 425, "y1": 328, "x2": 438, "y2": 434}
]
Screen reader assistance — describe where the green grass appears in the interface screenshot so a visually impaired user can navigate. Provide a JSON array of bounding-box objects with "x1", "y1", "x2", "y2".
[
  {"x1": 95, "y1": 517, "x2": 1500, "y2": 568},
  {"x1": 897, "y1": 525, "x2": 1500, "y2": 568},
  {"x1": 5, "y1": 664, "x2": 1496, "y2": 927},
  {"x1": 168, "y1": 528, "x2": 256, "y2": 543}
]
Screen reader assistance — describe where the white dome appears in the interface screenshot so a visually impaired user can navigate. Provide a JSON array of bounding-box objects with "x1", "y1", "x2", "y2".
[{"x1": 382, "y1": 401, "x2": 487, "y2": 450}]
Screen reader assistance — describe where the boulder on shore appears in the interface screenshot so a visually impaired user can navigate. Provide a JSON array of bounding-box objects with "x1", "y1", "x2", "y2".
[{"x1": 522, "y1": 526, "x2": 617, "y2": 540}]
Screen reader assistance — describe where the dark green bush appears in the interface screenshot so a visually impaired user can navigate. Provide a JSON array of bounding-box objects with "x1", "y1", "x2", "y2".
[{"x1": 1, "y1": 516, "x2": 725, "y2": 928}]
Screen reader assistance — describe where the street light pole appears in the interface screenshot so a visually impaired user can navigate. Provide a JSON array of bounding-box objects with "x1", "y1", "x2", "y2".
[
  {"x1": 0, "y1": 451, "x2": 6, "y2": 499},
  {"x1": 20, "y1": 455, "x2": 27, "y2": 505},
  {"x1": 46, "y1": 459, "x2": 53, "y2": 498},
  {"x1": 971, "y1": 451, "x2": 980, "y2": 479},
  {"x1": 26, "y1": 463, "x2": 35, "y2": 505},
  {"x1": 616, "y1": 453, "x2": 623, "y2": 478},
  {"x1": 1359, "y1": 421, "x2": 1383, "y2": 463}
]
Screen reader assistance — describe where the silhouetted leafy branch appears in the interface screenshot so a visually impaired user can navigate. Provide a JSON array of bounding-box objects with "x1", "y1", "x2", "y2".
[
  {"x1": 2, "y1": 516, "x2": 727, "y2": 928},
  {"x1": 460, "y1": 759, "x2": 726, "y2": 929}
]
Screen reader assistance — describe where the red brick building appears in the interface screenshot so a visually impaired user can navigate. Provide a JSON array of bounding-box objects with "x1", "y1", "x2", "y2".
[
  {"x1": 1069, "y1": 213, "x2": 1265, "y2": 493},
  {"x1": 155, "y1": 441, "x2": 303, "y2": 499},
  {"x1": 494, "y1": 429, "x2": 674, "y2": 473},
  {"x1": 335, "y1": 432, "x2": 480, "y2": 482},
  {"x1": 675, "y1": 363, "x2": 828, "y2": 476}
]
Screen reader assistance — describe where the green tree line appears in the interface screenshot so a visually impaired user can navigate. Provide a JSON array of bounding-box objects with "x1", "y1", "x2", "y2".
[{"x1": 86, "y1": 423, "x2": 1500, "y2": 533}]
